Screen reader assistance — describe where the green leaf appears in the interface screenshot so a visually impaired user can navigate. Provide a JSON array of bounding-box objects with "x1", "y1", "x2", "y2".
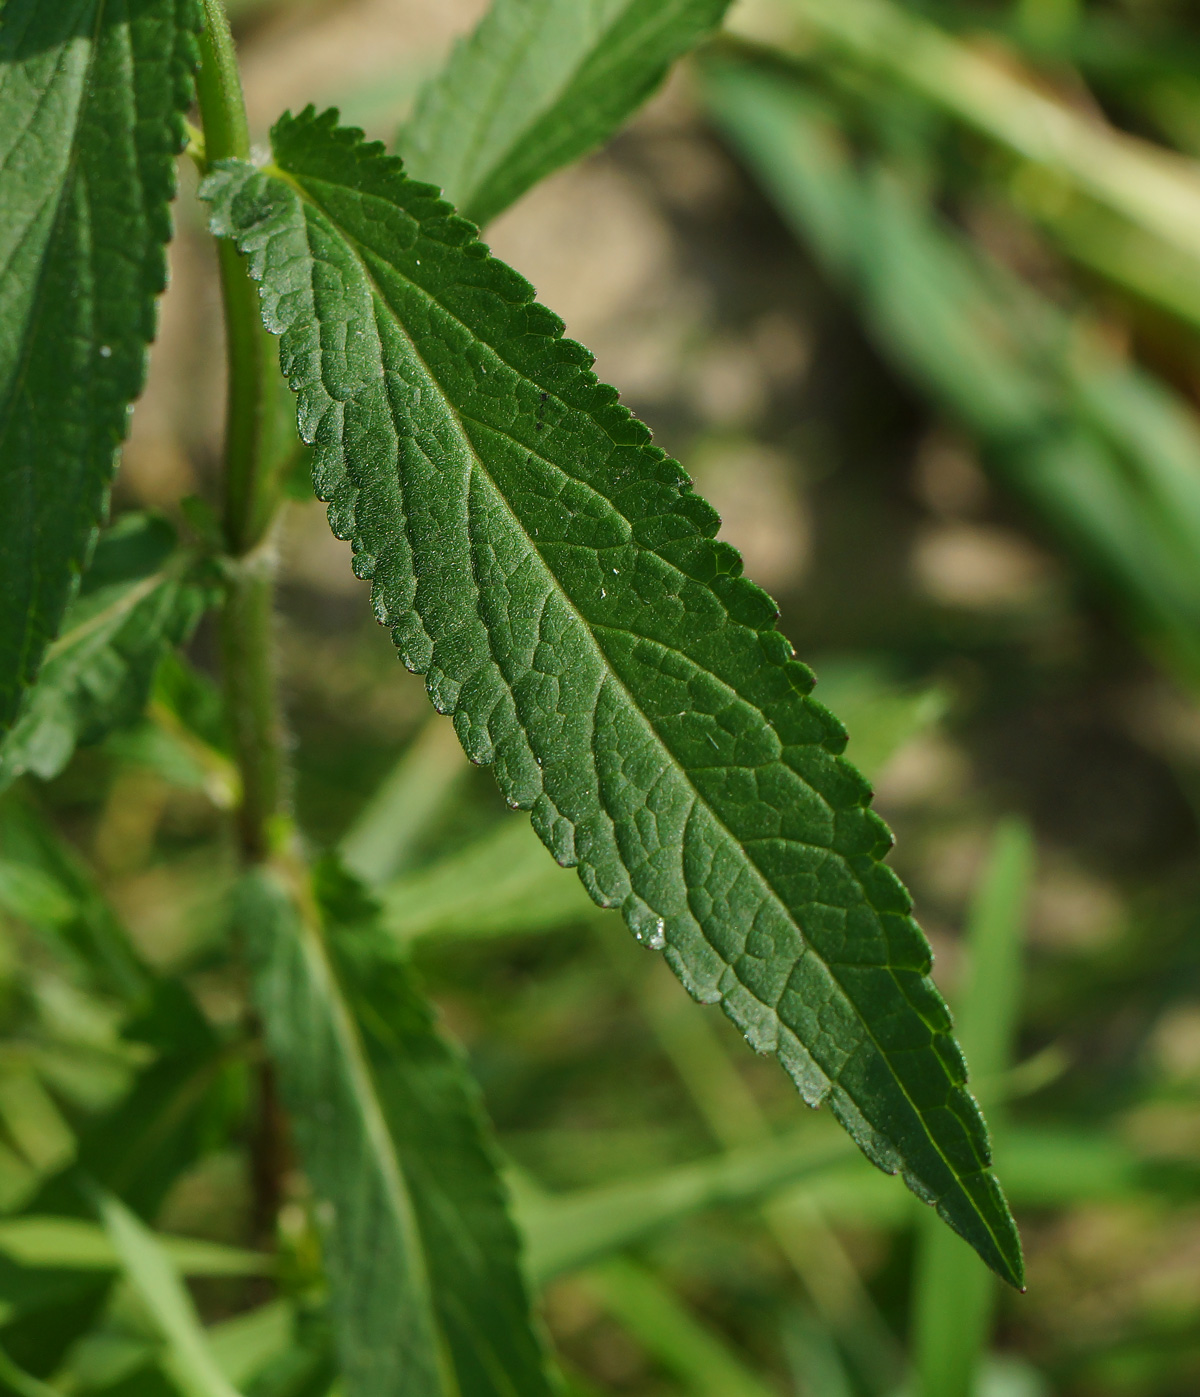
[
  {"x1": 94, "y1": 1187, "x2": 243, "y2": 1397},
  {"x1": 203, "y1": 107, "x2": 1023, "y2": 1288},
  {"x1": 236, "y1": 864, "x2": 554, "y2": 1397},
  {"x1": 207, "y1": 1301, "x2": 294, "y2": 1388},
  {"x1": 0, "y1": 515, "x2": 214, "y2": 792},
  {"x1": 401, "y1": 0, "x2": 732, "y2": 224},
  {"x1": 0, "y1": 0, "x2": 201, "y2": 732}
]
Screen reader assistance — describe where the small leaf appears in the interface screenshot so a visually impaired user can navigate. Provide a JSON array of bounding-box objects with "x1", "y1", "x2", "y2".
[
  {"x1": 0, "y1": 516, "x2": 214, "y2": 792},
  {"x1": 0, "y1": 0, "x2": 201, "y2": 732},
  {"x1": 402, "y1": 0, "x2": 732, "y2": 224},
  {"x1": 237, "y1": 864, "x2": 554, "y2": 1397},
  {"x1": 204, "y1": 109, "x2": 1023, "y2": 1286}
]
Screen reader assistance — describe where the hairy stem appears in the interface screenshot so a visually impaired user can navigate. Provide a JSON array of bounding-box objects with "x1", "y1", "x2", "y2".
[{"x1": 196, "y1": 0, "x2": 288, "y2": 861}]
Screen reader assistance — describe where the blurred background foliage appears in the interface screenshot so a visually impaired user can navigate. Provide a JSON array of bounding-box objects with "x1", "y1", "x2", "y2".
[{"x1": 8, "y1": 0, "x2": 1200, "y2": 1393}]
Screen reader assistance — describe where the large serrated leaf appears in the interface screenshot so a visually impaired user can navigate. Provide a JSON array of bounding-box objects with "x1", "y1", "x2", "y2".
[
  {"x1": 0, "y1": 0, "x2": 201, "y2": 733},
  {"x1": 401, "y1": 0, "x2": 732, "y2": 225},
  {"x1": 0, "y1": 515, "x2": 213, "y2": 792},
  {"x1": 202, "y1": 107, "x2": 1023, "y2": 1288},
  {"x1": 237, "y1": 864, "x2": 554, "y2": 1397}
]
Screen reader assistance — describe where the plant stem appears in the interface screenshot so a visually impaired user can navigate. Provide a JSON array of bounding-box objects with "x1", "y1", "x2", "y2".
[
  {"x1": 196, "y1": 0, "x2": 285, "y2": 557},
  {"x1": 220, "y1": 555, "x2": 285, "y2": 860},
  {"x1": 196, "y1": 0, "x2": 288, "y2": 861}
]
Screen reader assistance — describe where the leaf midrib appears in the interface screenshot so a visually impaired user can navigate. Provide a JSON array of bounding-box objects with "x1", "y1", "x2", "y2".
[
  {"x1": 277, "y1": 169, "x2": 1004, "y2": 1262},
  {"x1": 292, "y1": 906, "x2": 457, "y2": 1394},
  {"x1": 445, "y1": 0, "x2": 627, "y2": 208}
]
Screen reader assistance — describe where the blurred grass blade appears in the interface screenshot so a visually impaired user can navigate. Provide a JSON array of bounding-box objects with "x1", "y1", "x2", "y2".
[
  {"x1": 207, "y1": 1300, "x2": 294, "y2": 1386},
  {"x1": 516, "y1": 1128, "x2": 852, "y2": 1282},
  {"x1": 0, "y1": 1216, "x2": 270, "y2": 1277},
  {"x1": 239, "y1": 863, "x2": 554, "y2": 1397},
  {"x1": 953, "y1": 821, "x2": 1036, "y2": 1101},
  {"x1": 381, "y1": 817, "x2": 599, "y2": 945},
  {"x1": 95, "y1": 1187, "x2": 243, "y2": 1397},
  {"x1": 339, "y1": 715, "x2": 469, "y2": 885},
  {"x1": 702, "y1": 59, "x2": 1200, "y2": 683},
  {"x1": 0, "y1": 515, "x2": 214, "y2": 793},
  {"x1": 782, "y1": 1309, "x2": 856, "y2": 1397},
  {"x1": 912, "y1": 820, "x2": 1035, "y2": 1397},
  {"x1": 767, "y1": 0, "x2": 1200, "y2": 279},
  {"x1": 402, "y1": 0, "x2": 733, "y2": 224},
  {"x1": 583, "y1": 1256, "x2": 773, "y2": 1397}
]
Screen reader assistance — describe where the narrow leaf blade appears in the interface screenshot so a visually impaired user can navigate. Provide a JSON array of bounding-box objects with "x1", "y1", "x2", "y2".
[
  {"x1": 402, "y1": 0, "x2": 732, "y2": 224},
  {"x1": 0, "y1": 0, "x2": 200, "y2": 731},
  {"x1": 94, "y1": 1187, "x2": 243, "y2": 1397},
  {"x1": 238, "y1": 865, "x2": 554, "y2": 1397},
  {"x1": 203, "y1": 109, "x2": 1023, "y2": 1288}
]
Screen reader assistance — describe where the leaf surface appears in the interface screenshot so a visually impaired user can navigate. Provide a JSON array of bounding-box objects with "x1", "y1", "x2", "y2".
[
  {"x1": 401, "y1": 0, "x2": 731, "y2": 224},
  {"x1": 203, "y1": 108, "x2": 1022, "y2": 1287},
  {"x1": 0, "y1": 515, "x2": 213, "y2": 792},
  {"x1": 0, "y1": 0, "x2": 200, "y2": 732},
  {"x1": 237, "y1": 864, "x2": 553, "y2": 1397}
]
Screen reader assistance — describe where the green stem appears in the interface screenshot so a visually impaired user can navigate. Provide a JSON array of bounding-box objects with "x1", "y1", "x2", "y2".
[
  {"x1": 196, "y1": 0, "x2": 288, "y2": 861},
  {"x1": 220, "y1": 556, "x2": 285, "y2": 861},
  {"x1": 197, "y1": 0, "x2": 285, "y2": 556}
]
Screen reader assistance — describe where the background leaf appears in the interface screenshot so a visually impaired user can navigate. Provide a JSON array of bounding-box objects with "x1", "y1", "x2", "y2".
[
  {"x1": 204, "y1": 109, "x2": 1022, "y2": 1286},
  {"x1": 0, "y1": 515, "x2": 214, "y2": 792},
  {"x1": 0, "y1": 0, "x2": 201, "y2": 732},
  {"x1": 238, "y1": 864, "x2": 553, "y2": 1397},
  {"x1": 401, "y1": 0, "x2": 732, "y2": 224}
]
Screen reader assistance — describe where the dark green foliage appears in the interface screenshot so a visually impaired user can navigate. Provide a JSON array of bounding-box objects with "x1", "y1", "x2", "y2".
[
  {"x1": 202, "y1": 108, "x2": 1022, "y2": 1286},
  {"x1": 0, "y1": 515, "x2": 214, "y2": 792},
  {"x1": 402, "y1": 0, "x2": 733, "y2": 224},
  {"x1": 0, "y1": 0, "x2": 201, "y2": 733},
  {"x1": 238, "y1": 863, "x2": 554, "y2": 1396}
]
